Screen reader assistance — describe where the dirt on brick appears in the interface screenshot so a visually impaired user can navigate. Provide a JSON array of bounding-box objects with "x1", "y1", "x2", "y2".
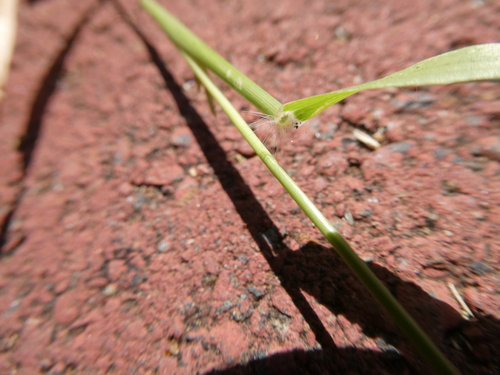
[{"x1": 1, "y1": 0, "x2": 500, "y2": 374}]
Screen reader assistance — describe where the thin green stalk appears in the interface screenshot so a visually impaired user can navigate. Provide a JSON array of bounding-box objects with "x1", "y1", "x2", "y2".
[
  {"x1": 181, "y1": 52, "x2": 459, "y2": 375},
  {"x1": 142, "y1": 0, "x2": 499, "y2": 131},
  {"x1": 141, "y1": 0, "x2": 281, "y2": 116},
  {"x1": 141, "y1": 1, "x2": 462, "y2": 372}
]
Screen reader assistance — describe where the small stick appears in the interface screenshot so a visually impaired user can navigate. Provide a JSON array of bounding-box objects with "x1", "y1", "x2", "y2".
[
  {"x1": 448, "y1": 282, "x2": 474, "y2": 320},
  {"x1": 353, "y1": 129, "x2": 381, "y2": 150}
]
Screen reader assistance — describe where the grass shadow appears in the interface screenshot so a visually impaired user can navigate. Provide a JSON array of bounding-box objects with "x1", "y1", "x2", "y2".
[
  {"x1": 114, "y1": 2, "x2": 500, "y2": 374},
  {"x1": 1, "y1": 0, "x2": 104, "y2": 254}
]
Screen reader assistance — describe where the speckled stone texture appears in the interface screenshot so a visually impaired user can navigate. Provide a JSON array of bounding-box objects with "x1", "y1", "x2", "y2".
[{"x1": 1, "y1": 0, "x2": 499, "y2": 374}]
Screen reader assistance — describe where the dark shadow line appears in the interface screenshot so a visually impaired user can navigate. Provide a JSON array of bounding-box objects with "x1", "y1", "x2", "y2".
[
  {"x1": 1, "y1": 1, "x2": 104, "y2": 254},
  {"x1": 0, "y1": 210, "x2": 17, "y2": 253},
  {"x1": 203, "y1": 346, "x2": 410, "y2": 375},
  {"x1": 111, "y1": 0, "x2": 338, "y2": 353},
  {"x1": 18, "y1": 0, "x2": 104, "y2": 172},
  {"x1": 141, "y1": 38, "x2": 495, "y2": 373},
  {"x1": 102, "y1": 4, "x2": 500, "y2": 375}
]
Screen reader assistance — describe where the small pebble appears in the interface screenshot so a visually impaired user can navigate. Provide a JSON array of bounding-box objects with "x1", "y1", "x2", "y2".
[{"x1": 103, "y1": 284, "x2": 117, "y2": 296}]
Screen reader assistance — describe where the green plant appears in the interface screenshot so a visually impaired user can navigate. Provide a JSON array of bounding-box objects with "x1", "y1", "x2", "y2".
[
  {"x1": 141, "y1": 0, "x2": 500, "y2": 373},
  {"x1": 141, "y1": 0, "x2": 499, "y2": 131}
]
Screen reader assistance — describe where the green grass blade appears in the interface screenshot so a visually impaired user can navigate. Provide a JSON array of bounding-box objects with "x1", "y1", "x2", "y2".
[
  {"x1": 284, "y1": 43, "x2": 500, "y2": 121},
  {"x1": 141, "y1": 0, "x2": 282, "y2": 116},
  {"x1": 282, "y1": 90, "x2": 358, "y2": 123},
  {"x1": 143, "y1": 0, "x2": 498, "y2": 128},
  {"x1": 180, "y1": 51, "x2": 459, "y2": 375}
]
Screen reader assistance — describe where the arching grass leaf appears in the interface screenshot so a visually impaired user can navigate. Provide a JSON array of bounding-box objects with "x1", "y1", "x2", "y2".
[{"x1": 284, "y1": 44, "x2": 500, "y2": 122}]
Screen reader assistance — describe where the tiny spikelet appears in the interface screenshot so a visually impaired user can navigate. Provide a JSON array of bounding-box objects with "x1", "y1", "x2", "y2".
[
  {"x1": 274, "y1": 108, "x2": 303, "y2": 129},
  {"x1": 248, "y1": 107, "x2": 304, "y2": 152}
]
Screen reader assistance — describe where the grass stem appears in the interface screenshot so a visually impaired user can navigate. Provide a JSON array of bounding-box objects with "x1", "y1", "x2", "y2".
[
  {"x1": 181, "y1": 52, "x2": 460, "y2": 375},
  {"x1": 141, "y1": 0, "x2": 282, "y2": 117}
]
